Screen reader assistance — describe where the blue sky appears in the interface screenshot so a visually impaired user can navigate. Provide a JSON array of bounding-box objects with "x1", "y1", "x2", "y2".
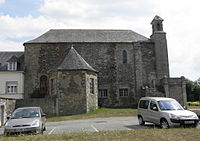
[{"x1": 0, "y1": 0, "x2": 200, "y2": 80}]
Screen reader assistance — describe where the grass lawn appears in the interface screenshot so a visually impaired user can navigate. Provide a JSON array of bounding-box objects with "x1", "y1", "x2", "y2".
[
  {"x1": 47, "y1": 108, "x2": 137, "y2": 122},
  {"x1": 1, "y1": 128, "x2": 200, "y2": 141}
]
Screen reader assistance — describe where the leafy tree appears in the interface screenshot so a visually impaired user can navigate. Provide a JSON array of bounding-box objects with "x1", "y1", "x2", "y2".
[{"x1": 186, "y1": 78, "x2": 200, "y2": 101}]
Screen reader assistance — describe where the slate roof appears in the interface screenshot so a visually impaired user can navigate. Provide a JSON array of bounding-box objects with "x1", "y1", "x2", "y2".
[
  {"x1": 25, "y1": 29, "x2": 149, "y2": 44},
  {"x1": 49, "y1": 47, "x2": 97, "y2": 72},
  {"x1": 0, "y1": 52, "x2": 24, "y2": 71}
]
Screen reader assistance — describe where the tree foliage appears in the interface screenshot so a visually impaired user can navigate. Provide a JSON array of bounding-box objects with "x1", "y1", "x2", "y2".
[{"x1": 186, "y1": 78, "x2": 200, "y2": 101}]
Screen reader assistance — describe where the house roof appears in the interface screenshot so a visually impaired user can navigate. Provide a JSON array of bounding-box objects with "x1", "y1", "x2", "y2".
[
  {"x1": 25, "y1": 29, "x2": 149, "y2": 44},
  {"x1": 0, "y1": 52, "x2": 24, "y2": 71},
  {"x1": 49, "y1": 47, "x2": 97, "y2": 72}
]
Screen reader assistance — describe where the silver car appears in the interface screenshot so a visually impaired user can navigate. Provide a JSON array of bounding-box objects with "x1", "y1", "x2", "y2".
[
  {"x1": 4, "y1": 107, "x2": 46, "y2": 135},
  {"x1": 138, "y1": 97, "x2": 199, "y2": 128}
]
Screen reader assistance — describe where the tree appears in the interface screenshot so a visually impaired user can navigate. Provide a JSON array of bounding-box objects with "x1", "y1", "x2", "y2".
[{"x1": 186, "y1": 78, "x2": 200, "y2": 101}]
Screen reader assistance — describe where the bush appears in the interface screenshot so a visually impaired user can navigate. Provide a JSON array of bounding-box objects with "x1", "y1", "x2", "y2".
[{"x1": 187, "y1": 101, "x2": 200, "y2": 106}]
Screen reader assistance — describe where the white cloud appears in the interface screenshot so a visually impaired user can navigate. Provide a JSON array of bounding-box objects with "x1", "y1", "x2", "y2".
[
  {"x1": 0, "y1": 0, "x2": 5, "y2": 5},
  {"x1": 0, "y1": 38, "x2": 23, "y2": 51}
]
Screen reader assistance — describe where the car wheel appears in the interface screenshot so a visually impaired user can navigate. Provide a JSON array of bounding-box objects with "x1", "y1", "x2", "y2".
[
  {"x1": 160, "y1": 119, "x2": 169, "y2": 129},
  {"x1": 138, "y1": 116, "x2": 145, "y2": 125}
]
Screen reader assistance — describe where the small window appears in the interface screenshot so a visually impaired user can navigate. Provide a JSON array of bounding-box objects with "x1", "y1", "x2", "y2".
[
  {"x1": 90, "y1": 78, "x2": 94, "y2": 94},
  {"x1": 139, "y1": 100, "x2": 149, "y2": 109},
  {"x1": 50, "y1": 78, "x2": 55, "y2": 95},
  {"x1": 7, "y1": 62, "x2": 17, "y2": 71},
  {"x1": 40, "y1": 75, "x2": 48, "y2": 97},
  {"x1": 119, "y1": 88, "x2": 128, "y2": 97},
  {"x1": 99, "y1": 89, "x2": 108, "y2": 98},
  {"x1": 150, "y1": 101, "x2": 158, "y2": 111},
  {"x1": 6, "y1": 81, "x2": 18, "y2": 94},
  {"x1": 123, "y1": 50, "x2": 127, "y2": 64}
]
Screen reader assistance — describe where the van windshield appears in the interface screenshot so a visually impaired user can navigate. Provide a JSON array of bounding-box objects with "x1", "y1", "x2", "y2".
[{"x1": 158, "y1": 100, "x2": 183, "y2": 110}]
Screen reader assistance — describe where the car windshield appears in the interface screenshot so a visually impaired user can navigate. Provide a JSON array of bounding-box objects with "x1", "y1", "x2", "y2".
[
  {"x1": 11, "y1": 108, "x2": 40, "y2": 119},
  {"x1": 158, "y1": 100, "x2": 183, "y2": 110}
]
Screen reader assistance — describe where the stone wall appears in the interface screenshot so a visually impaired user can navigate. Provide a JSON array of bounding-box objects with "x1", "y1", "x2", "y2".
[
  {"x1": 161, "y1": 77, "x2": 187, "y2": 106},
  {"x1": 0, "y1": 98, "x2": 16, "y2": 125},
  {"x1": 24, "y1": 42, "x2": 157, "y2": 108},
  {"x1": 86, "y1": 72, "x2": 98, "y2": 112},
  {"x1": 16, "y1": 98, "x2": 56, "y2": 116}
]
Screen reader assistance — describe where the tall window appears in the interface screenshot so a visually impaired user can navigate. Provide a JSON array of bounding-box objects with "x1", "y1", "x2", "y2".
[
  {"x1": 40, "y1": 75, "x2": 48, "y2": 97},
  {"x1": 6, "y1": 82, "x2": 18, "y2": 94},
  {"x1": 90, "y1": 78, "x2": 94, "y2": 94},
  {"x1": 50, "y1": 78, "x2": 55, "y2": 95},
  {"x1": 7, "y1": 62, "x2": 17, "y2": 71},
  {"x1": 119, "y1": 88, "x2": 128, "y2": 97},
  {"x1": 99, "y1": 89, "x2": 108, "y2": 98},
  {"x1": 123, "y1": 50, "x2": 127, "y2": 64}
]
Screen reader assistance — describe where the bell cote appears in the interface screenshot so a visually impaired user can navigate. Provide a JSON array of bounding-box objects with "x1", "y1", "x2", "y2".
[{"x1": 151, "y1": 15, "x2": 164, "y2": 33}]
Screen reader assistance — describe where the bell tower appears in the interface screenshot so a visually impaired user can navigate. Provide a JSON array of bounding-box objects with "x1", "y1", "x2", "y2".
[{"x1": 150, "y1": 15, "x2": 169, "y2": 79}]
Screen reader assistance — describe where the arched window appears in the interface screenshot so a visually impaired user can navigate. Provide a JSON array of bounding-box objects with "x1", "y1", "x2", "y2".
[
  {"x1": 123, "y1": 50, "x2": 127, "y2": 64},
  {"x1": 40, "y1": 75, "x2": 48, "y2": 97}
]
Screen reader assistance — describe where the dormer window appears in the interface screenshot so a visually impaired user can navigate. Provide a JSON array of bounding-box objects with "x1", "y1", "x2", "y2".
[{"x1": 8, "y1": 62, "x2": 17, "y2": 71}]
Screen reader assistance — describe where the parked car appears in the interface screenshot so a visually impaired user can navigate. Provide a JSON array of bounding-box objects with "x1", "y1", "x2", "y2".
[
  {"x1": 4, "y1": 107, "x2": 46, "y2": 135},
  {"x1": 137, "y1": 97, "x2": 199, "y2": 128}
]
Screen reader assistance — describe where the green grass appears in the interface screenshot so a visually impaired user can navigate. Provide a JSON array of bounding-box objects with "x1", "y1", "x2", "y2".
[
  {"x1": 47, "y1": 108, "x2": 137, "y2": 122},
  {"x1": 1, "y1": 128, "x2": 200, "y2": 141}
]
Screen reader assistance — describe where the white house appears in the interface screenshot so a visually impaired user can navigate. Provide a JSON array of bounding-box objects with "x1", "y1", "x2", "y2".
[{"x1": 0, "y1": 52, "x2": 24, "y2": 125}]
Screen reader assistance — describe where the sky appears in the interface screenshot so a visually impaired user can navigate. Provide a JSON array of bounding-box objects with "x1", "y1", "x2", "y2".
[{"x1": 0, "y1": 0, "x2": 199, "y2": 81}]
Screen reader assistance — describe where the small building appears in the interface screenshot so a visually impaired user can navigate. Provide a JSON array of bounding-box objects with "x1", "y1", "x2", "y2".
[
  {"x1": 0, "y1": 52, "x2": 24, "y2": 125},
  {"x1": 48, "y1": 47, "x2": 98, "y2": 115}
]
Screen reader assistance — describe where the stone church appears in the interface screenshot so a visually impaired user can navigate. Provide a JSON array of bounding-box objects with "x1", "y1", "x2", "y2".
[{"x1": 17, "y1": 15, "x2": 187, "y2": 116}]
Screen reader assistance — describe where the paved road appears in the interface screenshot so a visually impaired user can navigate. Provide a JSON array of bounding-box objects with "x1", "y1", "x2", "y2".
[{"x1": 46, "y1": 117, "x2": 157, "y2": 134}]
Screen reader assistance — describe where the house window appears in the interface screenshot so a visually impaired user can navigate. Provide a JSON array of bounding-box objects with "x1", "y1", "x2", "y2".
[
  {"x1": 119, "y1": 88, "x2": 128, "y2": 97},
  {"x1": 123, "y1": 50, "x2": 127, "y2": 64},
  {"x1": 90, "y1": 78, "x2": 94, "y2": 94},
  {"x1": 6, "y1": 82, "x2": 18, "y2": 94},
  {"x1": 99, "y1": 89, "x2": 108, "y2": 98},
  {"x1": 40, "y1": 75, "x2": 48, "y2": 97},
  {"x1": 7, "y1": 62, "x2": 17, "y2": 71},
  {"x1": 50, "y1": 78, "x2": 55, "y2": 95}
]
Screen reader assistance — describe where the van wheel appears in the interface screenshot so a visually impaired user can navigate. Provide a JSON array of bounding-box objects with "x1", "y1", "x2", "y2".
[
  {"x1": 138, "y1": 116, "x2": 145, "y2": 125},
  {"x1": 160, "y1": 119, "x2": 169, "y2": 129}
]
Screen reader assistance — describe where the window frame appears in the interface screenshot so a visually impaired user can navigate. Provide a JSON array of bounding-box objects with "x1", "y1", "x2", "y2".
[
  {"x1": 99, "y1": 89, "x2": 108, "y2": 98},
  {"x1": 7, "y1": 62, "x2": 17, "y2": 71},
  {"x1": 119, "y1": 88, "x2": 129, "y2": 97},
  {"x1": 89, "y1": 78, "x2": 95, "y2": 94},
  {"x1": 6, "y1": 81, "x2": 18, "y2": 94}
]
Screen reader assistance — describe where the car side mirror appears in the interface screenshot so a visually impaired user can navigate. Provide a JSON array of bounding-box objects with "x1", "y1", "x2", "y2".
[
  {"x1": 183, "y1": 106, "x2": 187, "y2": 110},
  {"x1": 42, "y1": 113, "x2": 46, "y2": 117},
  {"x1": 6, "y1": 114, "x2": 11, "y2": 120},
  {"x1": 153, "y1": 106, "x2": 158, "y2": 111}
]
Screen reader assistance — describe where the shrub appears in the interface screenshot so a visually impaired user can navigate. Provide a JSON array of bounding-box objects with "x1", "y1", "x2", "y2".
[{"x1": 187, "y1": 101, "x2": 200, "y2": 106}]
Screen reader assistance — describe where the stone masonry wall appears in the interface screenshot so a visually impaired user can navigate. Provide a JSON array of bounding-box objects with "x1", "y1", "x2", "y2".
[
  {"x1": 54, "y1": 71, "x2": 87, "y2": 115},
  {"x1": 86, "y1": 72, "x2": 98, "y2": 111},
  {"x1": 24, "y1": 42, "x2": 156, "y2": 108}
]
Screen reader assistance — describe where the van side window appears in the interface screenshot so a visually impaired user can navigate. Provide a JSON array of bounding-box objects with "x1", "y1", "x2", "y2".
[
  {"x1": 150, "y1": 101, "x2": 158, "y2": 111},
  {"x1": 139, "y1": 100, "x2": 149, "y2": 109}
]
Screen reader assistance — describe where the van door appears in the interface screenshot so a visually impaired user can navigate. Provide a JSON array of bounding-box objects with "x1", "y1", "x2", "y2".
[{"x1": 148, "y1": 100, "x2": 161, "y2": 124}]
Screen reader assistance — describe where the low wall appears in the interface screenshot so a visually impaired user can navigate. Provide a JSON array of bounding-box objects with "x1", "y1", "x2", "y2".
[
  {"x1": 16, "y1": 98, "x2": 57, "y2": 116},
  {"x1": 161, "y1": 76, "x2": 187, "y2": 106}
]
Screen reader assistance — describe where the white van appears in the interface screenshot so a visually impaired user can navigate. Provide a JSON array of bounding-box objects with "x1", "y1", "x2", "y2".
[{"x1": 137, "y1": 97, "x2": 199, "y2": 128}]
